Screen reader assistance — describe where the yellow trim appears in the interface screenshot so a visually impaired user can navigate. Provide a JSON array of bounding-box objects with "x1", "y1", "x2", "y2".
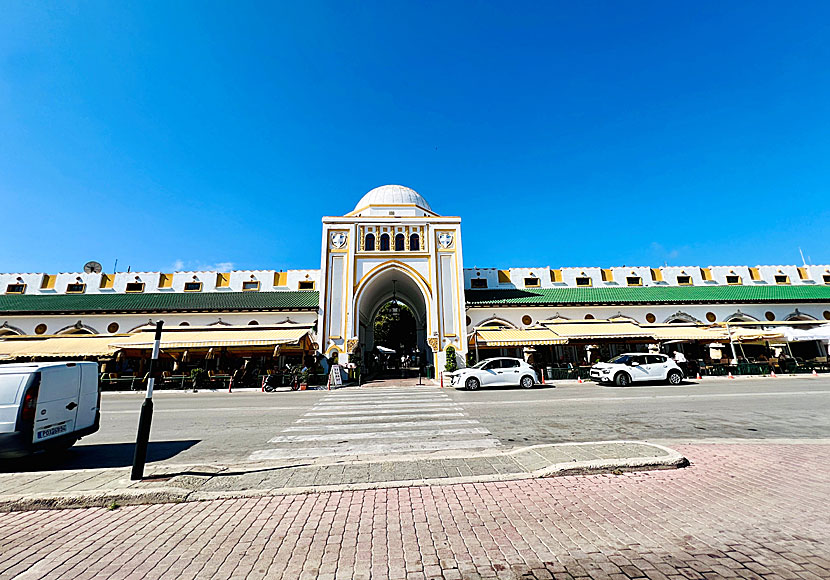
[
  {"x1": 700, "y1": 267, "x2": 713, "y2": 281},
  {"x1": 100, "y1": 274, "x2": 115, "y2": 289},
  {"x1": 774, "y1": 275, "x2": 790, "y2": 285},
  {"x1": 125, "y1": 282, "x2": 145, "y2": 293},
  {"x1": 523, "y1": 277, "x2": 541, "y2": 288},
  {"x1": 216, "y1": 273, "x2": 230, "y2": 288},
  {"x1": 157, "y1": 273, "x2": 172, "y2": 289},
  {"x1": 650, "y1": 268, "x2": 664, "y2": 282},
  {"x1": 726, "y1": 274, "x2": 742, "y2": 285},
  {"x1": 66, "y1": 283, "x2": 86, "y2": 294},
  {"x1": 352, "y1": 261, "x2": 433, "y2": 338},
  {"x1": 626, "y1": 276, "x2": 642, "y2": 286},
  {"x1": 242, "y1": 280, "x2": 261, "y2": 292},
  {"x1": 5, "y1": 283, "x2": 26, "y2": 294},
  {"x1": 575, "y1": 276, "x2": 592, "y2": 287},
  {"x1": 550, "y1": 269, "x2": 562, "y2": 283},
  {"x1": 298, "y1": 281, "x2": 316, "y2": 290},
  {"x1": 183, "y1": 281, "x2": 203, "y2": 292},
  {"x1": 274, "y1": 271, "x2": 287, "y2": 287},
  {"x1": 601, "y1": 269, "x2": 614, "y2": 282},
  {"x1": 677, "y1": 275, "x2": 693, "y2": 286},
  {"x1": 353, "y1": 259, "x2": 432, "y2": 296},
  {"x1": 497, "y1": 270, "x2": 511, "y2": 283},
  {"x1": 797, "y1": 267, "x2": 809, "y2": 280},
  {"x1": 748, "y1": 267, "x2": 761, "y2": 281},
  {"x1": 40, "y1": 274, "x2": 56, "y2": 290}
]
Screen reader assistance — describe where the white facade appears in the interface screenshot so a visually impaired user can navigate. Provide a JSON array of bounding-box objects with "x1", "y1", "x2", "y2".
[{"x1": 1, "y1": 184, "x2": 830, "y2": 361}]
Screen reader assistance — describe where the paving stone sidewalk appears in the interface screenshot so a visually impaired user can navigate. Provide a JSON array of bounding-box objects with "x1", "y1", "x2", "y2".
[
  {"x1": 0, "y1": 443, "x2": 827, "y2": 579},
  {"x1": 0, "y1": 441, "x2": 685, "y2": 511}
]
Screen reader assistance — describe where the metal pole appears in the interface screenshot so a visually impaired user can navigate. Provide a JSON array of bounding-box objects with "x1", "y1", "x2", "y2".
[
  {"x1": 474, "y1": 330, "x2": 479, "y2": 364},
  {"x1": 131, "y1": 321, "x2": 163, "y2": 480},
  {"x1": 727, "y1": 323, "x2": 738, "y2": 363}
]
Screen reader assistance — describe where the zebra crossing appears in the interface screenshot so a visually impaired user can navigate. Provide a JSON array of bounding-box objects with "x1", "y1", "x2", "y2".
[{"x1": 247, "y1": 386, "x2": 500, "y2": 461}]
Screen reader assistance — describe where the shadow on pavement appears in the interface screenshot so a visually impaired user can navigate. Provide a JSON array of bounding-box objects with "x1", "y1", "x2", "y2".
[{"x1": 0, "y1": 440, "x2": 200, "y2": 473}]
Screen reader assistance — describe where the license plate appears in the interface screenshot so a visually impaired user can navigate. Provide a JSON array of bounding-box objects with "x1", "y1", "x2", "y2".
[{"x1": 36, "y1": 423, "x2": 68, "y2": 440}]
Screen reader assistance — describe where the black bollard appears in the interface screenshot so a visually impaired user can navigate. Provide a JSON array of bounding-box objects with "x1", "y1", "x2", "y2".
[{"x1": 131, "y1": 321, "x2": 164, "y2": 480}]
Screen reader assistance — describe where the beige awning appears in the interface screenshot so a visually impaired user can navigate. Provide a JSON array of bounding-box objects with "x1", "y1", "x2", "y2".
[
  {"x1": 643, "y1": 325, "x2": 729, "y2": 342},
  {"x1": 110, "y1": 328, "x2": 312, "y2": 350},
  {"x1": 539, "y1": 320, "x2": 654, "y2": 340},
  {"x1": 725, "y1": 328, "x2": 786, "y2": 342},
  {"x1": 0, "y1": 336, "x2": 120, "y2": 359},
  {"x1": 473, "y1": 328, "x2": 567, "y2": 347}
]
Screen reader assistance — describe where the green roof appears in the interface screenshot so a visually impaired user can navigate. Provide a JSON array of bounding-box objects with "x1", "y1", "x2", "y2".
[
  {"x1": 465, "y1": 285, "x2": 830, "y2": 307},
  {"x1": 0, "y1": 291, "x2": 319, "y2": 314}
]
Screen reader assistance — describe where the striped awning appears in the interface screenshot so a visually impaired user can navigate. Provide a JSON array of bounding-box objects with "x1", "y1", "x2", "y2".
[
  {"x1": 110, "y1": 328, "x2": 312, "y2": 350},
  {"x1": 473, "y1": 328, "x2": 567, "y2": 346}
]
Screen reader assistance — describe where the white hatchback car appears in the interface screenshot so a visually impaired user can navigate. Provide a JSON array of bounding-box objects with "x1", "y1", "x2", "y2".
[
  {"x1": 590, "y1": 353, "x2": 684, "y2": 386},
  {"x1": 450, "y1": 357, "x2": 540, "y2": 390}
]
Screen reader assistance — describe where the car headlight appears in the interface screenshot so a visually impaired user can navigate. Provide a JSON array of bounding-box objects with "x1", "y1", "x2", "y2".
[{"x1": 602, "y1": 368, "x2": 611, "y2": 374}]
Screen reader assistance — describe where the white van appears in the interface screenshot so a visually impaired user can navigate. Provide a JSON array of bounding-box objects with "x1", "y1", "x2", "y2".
[{"x1": 0, "y1": 362, "x2": 101, "y2": 458}]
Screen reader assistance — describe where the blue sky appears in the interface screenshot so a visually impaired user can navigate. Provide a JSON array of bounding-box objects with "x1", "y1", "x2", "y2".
[{"x1": 1, "y1": 1, "x2": 829, "y2": 274}]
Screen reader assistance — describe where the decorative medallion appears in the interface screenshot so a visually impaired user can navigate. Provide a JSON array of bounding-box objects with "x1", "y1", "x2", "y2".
[
  {"x1": 346, "y1": 338, "x2": 359, "y2": 353},
  {"x1": 331, "y1": 232, "x2": 347, "y2": 248},
  {"x1": 427, "y1": 337, "x2": 440, "y2": 352},
  {"x1": 438, "y1": 232, "x2": 453, "y2": 248}
]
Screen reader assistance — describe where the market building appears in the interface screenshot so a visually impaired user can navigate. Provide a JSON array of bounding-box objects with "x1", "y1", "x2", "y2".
[{"x1": 1, "y1": 185, "x2": 829, "y2": 382}]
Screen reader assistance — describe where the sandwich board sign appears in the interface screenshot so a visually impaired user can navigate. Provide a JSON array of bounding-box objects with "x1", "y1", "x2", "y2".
[{"x1": 329, "y1": 365, "x2": 343, "y2": 388}]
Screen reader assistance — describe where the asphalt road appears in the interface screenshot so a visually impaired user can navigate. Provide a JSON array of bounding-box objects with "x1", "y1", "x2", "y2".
[{"x1": 5, "y1": 375, "x2": 830, "y2": 472}]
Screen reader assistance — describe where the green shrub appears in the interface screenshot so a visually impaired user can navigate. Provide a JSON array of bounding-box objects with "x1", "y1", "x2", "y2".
[{"x1": 444, "y1": 345, "x2": 457, "y2": 373}]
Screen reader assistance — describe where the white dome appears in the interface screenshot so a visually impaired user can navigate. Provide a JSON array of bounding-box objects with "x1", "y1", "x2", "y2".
[{"x1": 354, "y1": 185, "x2": 432, "y2": 212}]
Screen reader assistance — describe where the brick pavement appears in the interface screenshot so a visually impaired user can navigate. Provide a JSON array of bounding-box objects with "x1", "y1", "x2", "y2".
[{"x1": 1, "y1": 443, "x2": 828, "y2": 580}]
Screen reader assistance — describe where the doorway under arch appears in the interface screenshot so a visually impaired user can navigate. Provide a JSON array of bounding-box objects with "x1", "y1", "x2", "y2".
[{"x1": 353, "y1": 265, "x2": 432, "y2": 372}]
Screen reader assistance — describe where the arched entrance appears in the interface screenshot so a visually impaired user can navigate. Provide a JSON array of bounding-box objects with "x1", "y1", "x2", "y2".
[{"x1": 353, "y1": 265, "x2": 432, "y2": 373}]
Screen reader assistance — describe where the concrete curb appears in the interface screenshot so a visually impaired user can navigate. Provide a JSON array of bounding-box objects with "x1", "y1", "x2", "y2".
[{"x1": 0, "y1": 441, "x2": 687, "y2": 512}]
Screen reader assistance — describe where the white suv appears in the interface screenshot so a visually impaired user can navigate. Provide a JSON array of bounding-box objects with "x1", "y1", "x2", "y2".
[
  {"x1": 590, "y1": 353, "x2": 684, "y2": 386},
  {"x1": 450, "y1": 358, "x2": 540, "y2": 390}
]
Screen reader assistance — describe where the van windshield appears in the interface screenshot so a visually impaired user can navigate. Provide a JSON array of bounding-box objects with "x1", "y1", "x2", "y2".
[{"x1": 0, "y1": 374, "x2": 27, "y2": 405}]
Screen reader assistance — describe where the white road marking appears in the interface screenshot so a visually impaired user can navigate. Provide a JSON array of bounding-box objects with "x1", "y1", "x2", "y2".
[
  {"x1": 284, "y1": 419, "x2": 479, "y2": 431},
  {"x1": 249, "y1": 438, "x2": 502, "y2": 461},
  {"x1": 313, "y1": 401, "x2": 449, "y2": 409},
  {"x1": 247, "y1": 387, "x2": 500, "y2": 461},
  {"x1": 295, "y1": 412, "x2": 466, "y2": 423},
  {"x1": 269, "y1": 427, "x2": 491, "y2": 443},
  {"x1": 306, "y1": 407, "x2": 453, "y2": 416}
]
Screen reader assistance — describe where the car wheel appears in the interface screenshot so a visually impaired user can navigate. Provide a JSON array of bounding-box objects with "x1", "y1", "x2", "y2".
[
  {"x1": 614, "y1": 372, "x2": 631, "y2": 387},
  {"x1": 465, "y1": 377, "x2": 480, "y2": 391},
  {"x1": 667, "y1": 370, "x2": 682, "y2": 385},
  {"x1": 520, "y1": 375, "x2": 534, "y2": 389}
]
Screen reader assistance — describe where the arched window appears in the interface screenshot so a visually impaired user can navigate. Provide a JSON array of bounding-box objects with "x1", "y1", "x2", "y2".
[
  {"x1": 380, "y1": 233, "x2": 390, "y2": 251},
  {"x1": 409, "y1": 233, "x2": 420, "y2": 251},
  {"x1": 394, "y1": 233, "x2": 405, "y2": 251},
  {"x1": 364, "y1": 233, "x2": 375, "y2": 251}
]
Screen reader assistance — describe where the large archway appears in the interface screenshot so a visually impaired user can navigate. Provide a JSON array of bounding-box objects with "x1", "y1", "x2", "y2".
[{"x1": 353, "y1": 265, "x2": 432, "y2": 372}]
